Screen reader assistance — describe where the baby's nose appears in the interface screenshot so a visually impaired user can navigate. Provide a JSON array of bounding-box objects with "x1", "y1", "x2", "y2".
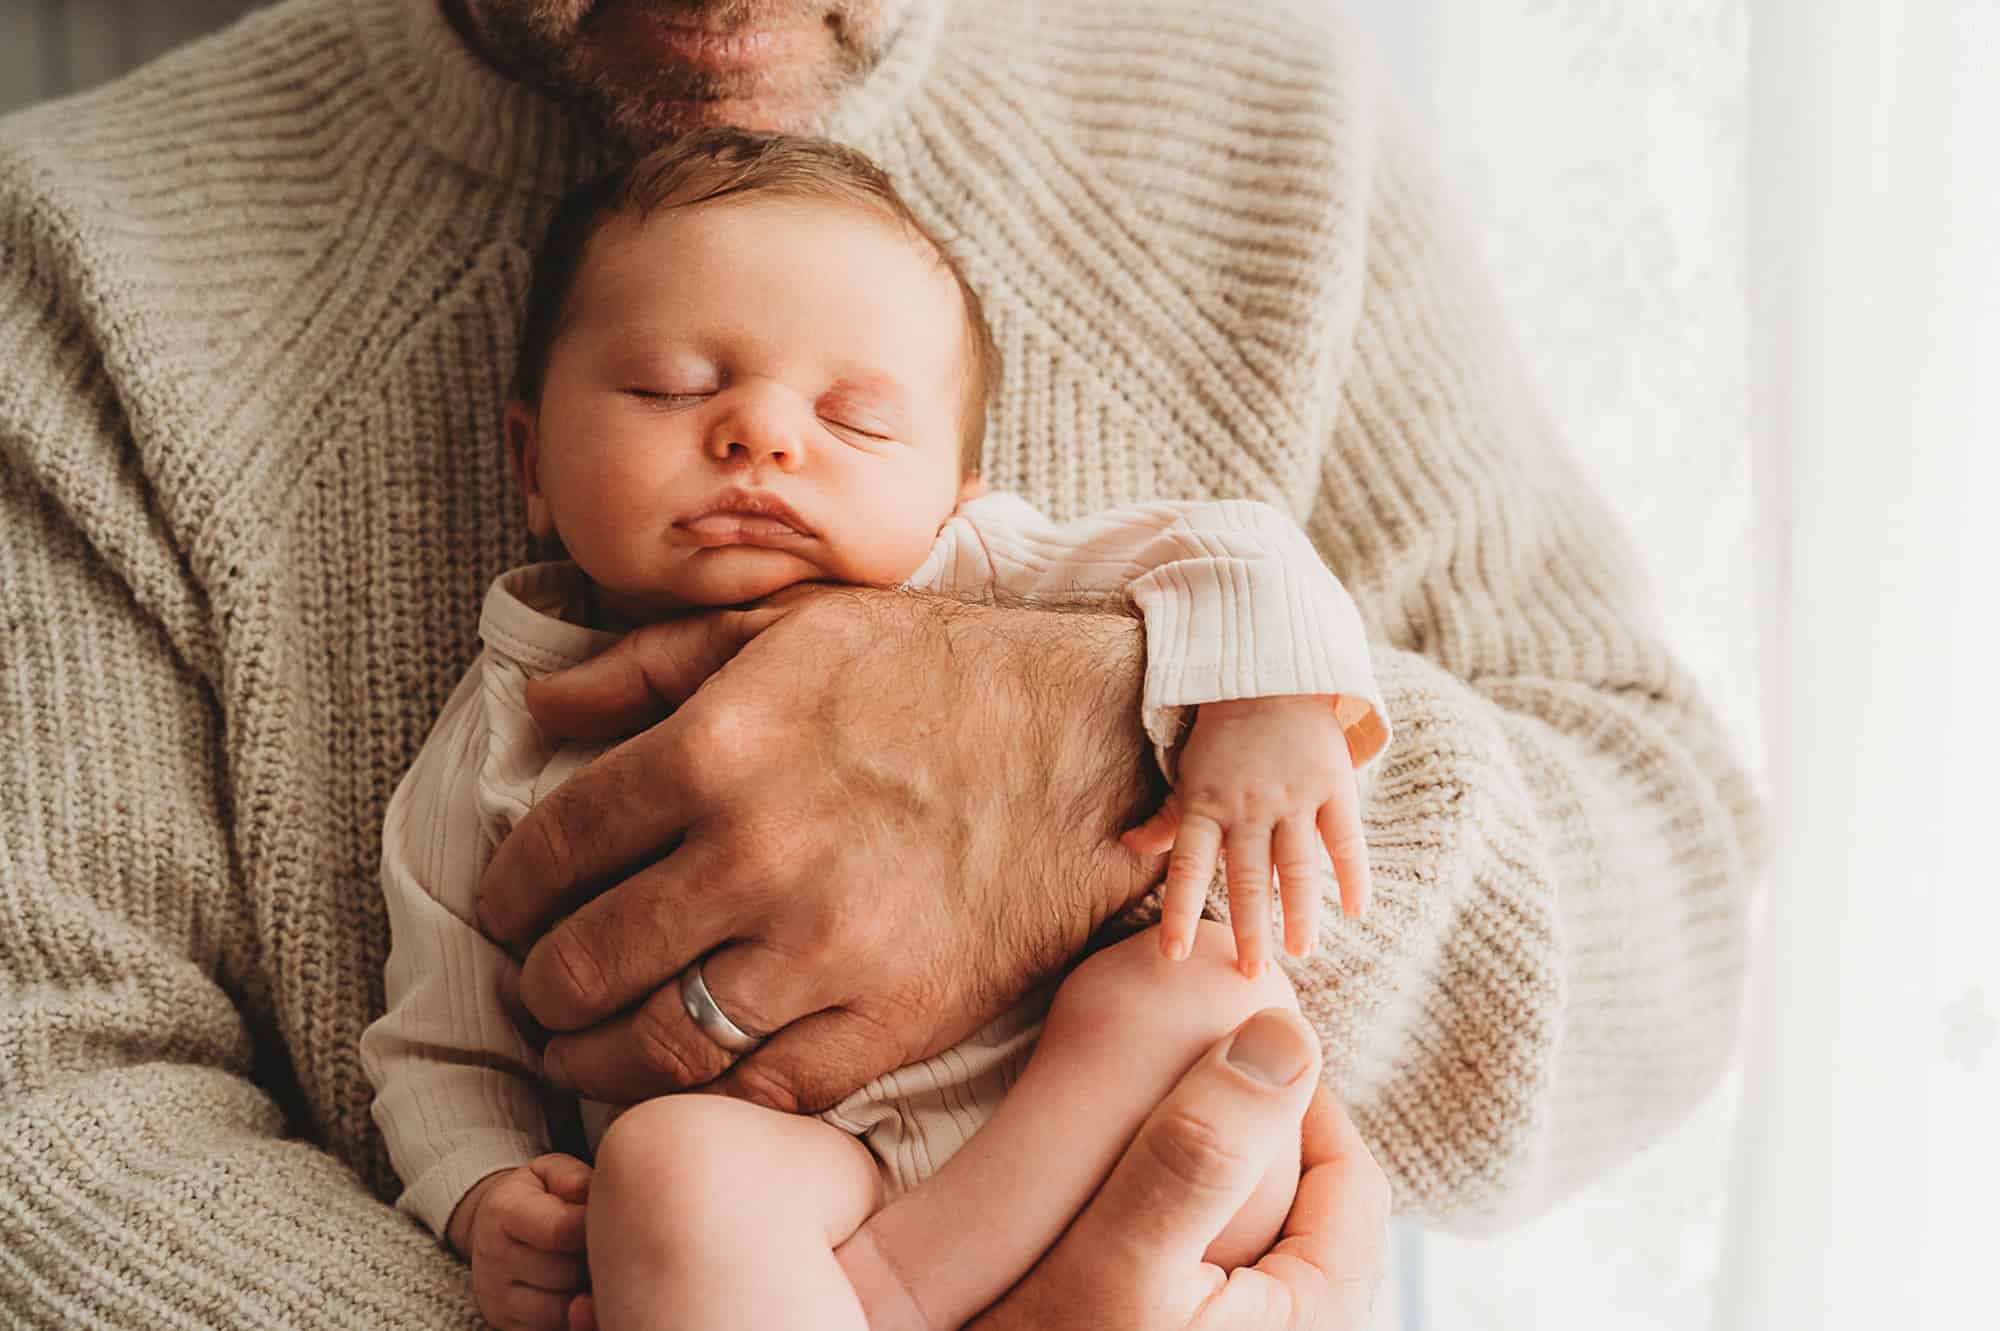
[{"x1": 707, "y1": 391, "x2": 806, "y2": 470}]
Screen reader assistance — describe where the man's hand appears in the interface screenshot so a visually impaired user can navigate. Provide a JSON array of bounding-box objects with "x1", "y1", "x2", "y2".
[
  {"x1": 449, "y1": 1155, "x2": 593, "y2": 1331},
  {"x1": 971, "y1": 1009, "x2": 1388, "y2": 1331},
  {"x1": 475, "y1": 587, "x2": 1164, "y2": 1111}
]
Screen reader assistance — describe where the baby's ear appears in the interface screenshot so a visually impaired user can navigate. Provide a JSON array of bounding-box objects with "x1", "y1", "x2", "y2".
[
  {"x1": 957, "y1": 471, "x2": 988, "y2": 504},
  {"x1": 505, "y1": 400, "x2": 554, "y2": 540}
]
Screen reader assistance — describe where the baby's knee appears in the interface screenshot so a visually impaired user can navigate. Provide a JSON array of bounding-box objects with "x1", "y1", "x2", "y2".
[
  {"x1": 590, "y1": 1093, "x2": 748, "y2": 1221},
  {"x1": 1050, "y1": 921, "x2": 1297, "y2": 1043}
]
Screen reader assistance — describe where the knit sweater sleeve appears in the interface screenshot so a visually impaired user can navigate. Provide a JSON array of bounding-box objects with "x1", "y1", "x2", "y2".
[
  {"x1": 0, "y1": 188, "x2": 476, "y2": 1328},
  {"x1": 1283, "y1": 110, "x2": 1771, "y2": 1225}
]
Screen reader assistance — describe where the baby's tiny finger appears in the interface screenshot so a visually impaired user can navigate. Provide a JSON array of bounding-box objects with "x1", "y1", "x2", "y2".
[
  {"x1": 1223, "y1": 823, "x2": 1274, "y2": 978},
  {"x1": 501, "y1": 1281, "x2": 572, "y2": 1331},
  {"x1": 1318, "y1": 791, "x2": 1373, "y2": 918},
  {"x1": 1272, "y1": 815, "x2": 1324, "y2": 957},
  {"x1": 503, "y1": 1239, "x2": 587, "y2": 1293},
  {"x1": 569, "y1": 1292, "x2": 598, "y2": 1331},
  {"x1": 501, "y1": 1190, "x2": 588, "y2": 1253},
  {"x1": 1121, "y1": 813, "x2": 1175, "y2": 859},
  {"x1": 1122, "y1": 795, "x2": 1182, "y2": 858},
  {"x1": 1161, "y1": 815, "x2": 1223, "y2": 961},
  {"x1": 531, "y1": 1153, "x2": 592, "y2": 1204},
  {"x1": 1157, "y1": 869, "x2": 1206, "y2": 962}
]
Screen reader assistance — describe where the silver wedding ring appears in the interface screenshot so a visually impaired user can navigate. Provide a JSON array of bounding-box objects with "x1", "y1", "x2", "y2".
[{"x1": 679, "y1": 962, "x2": 763, "y2": 1056}]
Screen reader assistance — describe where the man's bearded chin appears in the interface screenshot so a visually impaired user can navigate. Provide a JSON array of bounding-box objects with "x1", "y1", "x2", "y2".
[{"x1": 463, "y1": 1, "x2": 906, "y2": 149}]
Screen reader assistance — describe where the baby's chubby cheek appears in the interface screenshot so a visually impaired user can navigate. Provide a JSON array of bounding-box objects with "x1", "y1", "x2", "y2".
[{"x1": 825, "y1": 513, "x2": 957, "y2": 588}]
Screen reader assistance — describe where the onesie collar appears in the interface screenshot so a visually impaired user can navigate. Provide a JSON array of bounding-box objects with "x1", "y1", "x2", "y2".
[{"x1": 479, "y1": 563, "x2": 622, "y2": 674}]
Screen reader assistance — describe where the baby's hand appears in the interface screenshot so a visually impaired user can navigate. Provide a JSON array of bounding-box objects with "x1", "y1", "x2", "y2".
[
  {"x1": 1121, "y1": 695, "x2": 1372, "y2": 977},
  {"x1": 460, "y1": 1154, "x2": 593, "y2": 1331}
]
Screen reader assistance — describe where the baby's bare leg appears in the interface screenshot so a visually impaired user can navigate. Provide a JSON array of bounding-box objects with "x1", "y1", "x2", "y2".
[
  {"x1": 838, "y1": 920, "x2": 1303, "y2": 1331},
  {"x1": 589, "y1": 1092, "x2": 883, "y2": 1331}
]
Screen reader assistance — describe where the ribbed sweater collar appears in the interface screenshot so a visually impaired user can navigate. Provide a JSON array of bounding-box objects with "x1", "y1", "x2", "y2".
[{"x1": 344, "y1": 0, "x2": 946, "y2": 197}]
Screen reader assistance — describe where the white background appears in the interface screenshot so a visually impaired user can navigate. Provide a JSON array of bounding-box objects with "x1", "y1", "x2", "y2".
[{"x1": 1339, "y1": 1, "x2": 2000, "y2": 1327}]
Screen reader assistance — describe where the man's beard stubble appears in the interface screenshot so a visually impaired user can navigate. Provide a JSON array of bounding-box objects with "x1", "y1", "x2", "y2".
[{"x1": 461, "y1": 0, "x2": 910, "y2": 149}]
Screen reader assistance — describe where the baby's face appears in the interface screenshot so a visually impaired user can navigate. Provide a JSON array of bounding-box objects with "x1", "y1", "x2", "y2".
[{"x1": 512, "y1": 194, "x2": 978, "y2": 620}]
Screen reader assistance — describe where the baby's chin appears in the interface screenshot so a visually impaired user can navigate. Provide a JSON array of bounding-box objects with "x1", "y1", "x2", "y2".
[
  {"x1": 593, "y1": 546, "x2": 909, "y2": 622},
  {"x1": 653, "y1": 548, "x2": 830, "y2": 609}
]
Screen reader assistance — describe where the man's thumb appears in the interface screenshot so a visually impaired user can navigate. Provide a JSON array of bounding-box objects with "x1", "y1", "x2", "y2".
[
  {"x1": 524, "y1": 606, "x2": 784, "y2": 739},
  {"x1": 1079, "y1": 1008, "x2": 1321, "y2": 1268}
]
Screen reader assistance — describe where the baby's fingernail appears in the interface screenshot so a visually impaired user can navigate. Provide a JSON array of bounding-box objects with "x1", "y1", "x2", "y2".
[{"x1": 1226, "y1": 1011, "x2": 1313, "y2": 1087}]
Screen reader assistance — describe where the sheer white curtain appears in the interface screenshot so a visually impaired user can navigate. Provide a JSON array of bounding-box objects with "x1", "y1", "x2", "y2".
[
  {"x1": 1337, "y1": 0, "x2": 1998, "y2": 1325},
  {"x1": 1718, "y1": 1, "x2": 1999, "y2": 1325}
]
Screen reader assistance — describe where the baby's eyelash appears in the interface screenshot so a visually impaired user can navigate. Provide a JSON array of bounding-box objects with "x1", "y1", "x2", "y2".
[{"x1": 821, "y1": 417, "x2": 891, "y2": 442}]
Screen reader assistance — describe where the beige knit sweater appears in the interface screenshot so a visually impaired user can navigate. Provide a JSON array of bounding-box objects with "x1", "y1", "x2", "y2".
[{"x1": 0, "y1": 0, "x2": 1767, "y2": 1325}]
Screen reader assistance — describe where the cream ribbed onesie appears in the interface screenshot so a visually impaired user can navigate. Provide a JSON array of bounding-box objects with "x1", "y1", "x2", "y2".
[{"x1": 361, "y1": 492, "x2": 1389, "y2": 1235}]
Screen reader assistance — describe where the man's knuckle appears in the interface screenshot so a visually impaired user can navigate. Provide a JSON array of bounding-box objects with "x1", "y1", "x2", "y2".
[
  {"x1": 1142, "y1": 1107, "x2": 1252, "y2": 1191},
  {"x1": 676, "y1": 699, "x2": 756, "y2": 764},
  {"x1": 730, "y1": 1059, "x2": 801, "y2": 1114},
  {"x1": 841, "y1": 1000, "x2": 920, "y2": 1071},
  {"x1": 654, "y1": 714, "x2": 704, "y2": 773},
  {"x1": 707, "y1": 608, "x2": 764, "y2": 656},
  {"x1": 1258, "y1": 1274, "x2": 1302, "y2": 1330},
  {"x1": 820, "y1": 891, "x2": 882, "y2": 956},
  {"x1": 1218, "y1": 1272, "x2": 1294, "y2": 1331},
  {"x1": 543, "y1": 928, "x2": 611, "y2": 1015},
  {"x1": 528, "y1": 805, "x2": 575, "y2": 888},
  {"x1": 632, "y1": 1000, "x2": 714, "y2": 1086},
  {"x1": 629, "y1": 619, "x2": 689, "y2": 675}
]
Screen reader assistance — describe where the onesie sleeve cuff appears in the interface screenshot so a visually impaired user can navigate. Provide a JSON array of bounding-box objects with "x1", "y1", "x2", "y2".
[
  {"x1": 396, "y1": 1128, "x2": 552, "y2": 1241},
  {"x1": 1130, "y1": 552, "x2": 1390, "y2": 782}
]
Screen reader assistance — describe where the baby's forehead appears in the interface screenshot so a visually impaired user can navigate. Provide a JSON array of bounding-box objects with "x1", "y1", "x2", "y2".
[
  {"x1": 579, "y1": 196, "x2": 975, "y2": 351},
  {"x1": 619, "y1": 193, "x2": 952, "y2": 282}
]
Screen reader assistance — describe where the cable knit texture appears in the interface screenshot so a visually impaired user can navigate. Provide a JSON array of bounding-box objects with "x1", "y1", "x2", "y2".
[{"x1": 0, "y1": 0, "x2": 1767, "y2": 1324}]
